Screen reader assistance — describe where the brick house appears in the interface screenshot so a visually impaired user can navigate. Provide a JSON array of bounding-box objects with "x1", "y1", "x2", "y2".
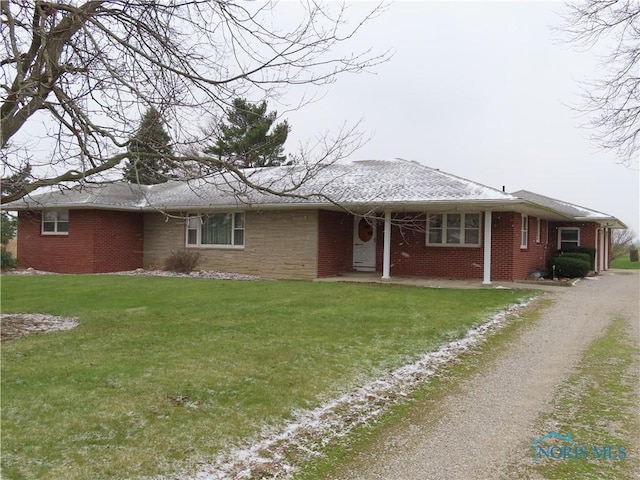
[{"x1": 4, "y1": 159, "x2": 625, "y2": 282}]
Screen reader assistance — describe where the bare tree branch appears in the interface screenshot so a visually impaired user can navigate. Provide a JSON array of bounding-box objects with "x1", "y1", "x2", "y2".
[
  {"x1": 1, "y1": 1, "x2": 390, "y2": 204},
  {"x1": 562, "y1": 0, "x2": 640, "y2": 165}
]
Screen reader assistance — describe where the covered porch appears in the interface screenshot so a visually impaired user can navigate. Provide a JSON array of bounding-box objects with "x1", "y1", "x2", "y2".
[{"x1": 317, "y1": 209, "x2": 497, "y2": 284}]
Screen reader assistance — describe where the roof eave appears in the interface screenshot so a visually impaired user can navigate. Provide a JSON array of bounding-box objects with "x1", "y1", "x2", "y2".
[
  {"x1": 575, "y1": 217, "x2": 627, "y2": 229},
  {"x1": 2, "y1": 203, "x2": 146, "y2": 212},
  {"x1": 155, "y1": 198, "x2": 524, "y2": 213},
  {"x1": 5, "y1": 198, "x2": 625, "y2": 229}
]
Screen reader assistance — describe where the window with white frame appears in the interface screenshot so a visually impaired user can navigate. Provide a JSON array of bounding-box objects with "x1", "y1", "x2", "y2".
[
  {"x1": 558, "y1": 227, "x2": 580, "y2": 250},
  {"x1": 426, "y1": 213, "x2": 481, "y2": 246},
  {"x1": 186, "y1": 213, "x2": 244, "y2": 247},
  {"x1": 536, "y1": 218, "x2": 542, "y2": 243},
  {"x1": 520, "y1": 215, "x2": 528, "y2": 248},
  {"x1": 42, "y1": 210, "x2": 69, "y2": 234}
]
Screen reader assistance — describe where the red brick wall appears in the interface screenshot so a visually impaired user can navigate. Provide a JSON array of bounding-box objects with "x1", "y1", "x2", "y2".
[
  {"x1": 513, "y1": 216, "x2": 551, "y2": 279},
  {"x1": 314, "y1": 211, "x2": 602, "y2": 281},
  {"x1": 317, "y1": 210, "x2": 353, "y2": 277},
  {"x1": 319, "y1": 211, "x2": 553, "y2": 281},
  {"x1": 93, "y1": 211, "x2": 144, "y2": 272},
  {"x1": 494, "y1": 213, "x2": 551, "y2": 281},
  {"x1": 17, "y1": 210, "x2": 143, "y2": 273},
  {"x1": 488, "y1": 212, "x2": 514, "y2": 281},
  {"x1": 373, "y1": 214, "x2": 485, "y2": 279}
]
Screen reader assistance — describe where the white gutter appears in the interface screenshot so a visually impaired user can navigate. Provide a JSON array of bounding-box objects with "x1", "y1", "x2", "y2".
[
  {"x1": 2, "y1": 197, "x2": 527, "y2": 213},
  {"x1": 3, "y1": 194, "x2": 626, "y2": 230}
]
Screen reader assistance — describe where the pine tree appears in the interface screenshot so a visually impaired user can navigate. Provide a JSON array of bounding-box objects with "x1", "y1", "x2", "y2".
[
  {"x1": 205, "y1": 99, "x2": 289, "y2": 168},
  {"x1": 0, "y1": 166, "x2": 25, "y2": 266},
  {"x1": 123, "y1": 107, "x2": 175, "y2": 184}
]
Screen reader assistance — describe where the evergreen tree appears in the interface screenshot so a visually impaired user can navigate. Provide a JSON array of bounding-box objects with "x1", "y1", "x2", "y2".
[
  {"x1": 1, "y1": 213, "x2": 17, "y2": 248},
  {"x1": 0, "y1": 166, "x2": 26, "y2": 266},
  {"x1": 123, "y1": 108, "x2": 175, "y2": 184},
  {"x1": 1, "y1": 165, "x2": 28, "y2": 245},
  {"x1": 205, "y1": 99, "x2": 289, "y2": 168}
]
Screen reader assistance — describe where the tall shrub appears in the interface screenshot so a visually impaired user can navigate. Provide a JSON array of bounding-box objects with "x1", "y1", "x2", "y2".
[
  {"x1": 549, "y1": 256, "x2": 590, "y2": 278},
  {"x1": 560, "y1": 252, "x2": 592, "y2": 265},
  {"x1": 560, "y1": 246, "x2": 596, "y2": 268}
]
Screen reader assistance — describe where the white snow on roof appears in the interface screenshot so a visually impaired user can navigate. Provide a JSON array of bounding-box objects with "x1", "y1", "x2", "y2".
[
  {"x1": 151, "y1": 158, "x2": 518, "y2": 207},
  {"x1": 512, "y1": 190, "x2": 616, "y2": 220},
  {"x1": 4, "y1": 182, "x2": 149, "y2": 210},
  {"x1": 6, "y1": 159, "x2": 519, "y2": 211}
]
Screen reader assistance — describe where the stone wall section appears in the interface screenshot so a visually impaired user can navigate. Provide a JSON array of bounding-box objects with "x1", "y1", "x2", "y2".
[{"x1": 143, "y1": 210, "x2": 319, "y2": 279}]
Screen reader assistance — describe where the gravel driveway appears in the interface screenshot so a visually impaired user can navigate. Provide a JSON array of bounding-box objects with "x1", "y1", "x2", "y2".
[{"x1": 329, "y1": 271, "x2": 640, "y2": 480}]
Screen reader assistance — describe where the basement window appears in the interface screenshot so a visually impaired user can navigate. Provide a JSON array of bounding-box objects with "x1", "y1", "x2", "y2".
[
  {"x1": 41, "y1": 210, "x2": 69, "y2": 235},
  {"x1": 186, "y1": 213, "x2": 244, "y2": 248}
]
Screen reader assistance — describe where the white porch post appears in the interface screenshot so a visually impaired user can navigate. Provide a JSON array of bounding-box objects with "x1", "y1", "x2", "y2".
[
  {"x1": 482, "y1": 210, "x2": 492, "y2": 285},
  {"x1": 604, "y1": 227, "x2": 610, "y2": 270},
  {"x1": 382, "y1": 211, "x2": 392, "y2": 279},
  {"x1": 597, "y1": 228, "x2": 604, "y2": 272}
]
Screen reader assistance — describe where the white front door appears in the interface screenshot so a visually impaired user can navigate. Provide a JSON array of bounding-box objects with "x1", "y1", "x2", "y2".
[{"x1": 353, "y1": 217, "x2": 376, "y2": 271}]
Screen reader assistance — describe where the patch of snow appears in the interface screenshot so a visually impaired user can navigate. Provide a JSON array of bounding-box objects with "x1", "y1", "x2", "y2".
[
  {"x1": 2, "y1": 267, "x2": 57, "y2": 275},
  {"x1": 160, "y1": 298, "x2": 537, "y2": 480},
  {"x1": 1, "y1": 313, "x2": 79, "y2": 341}
]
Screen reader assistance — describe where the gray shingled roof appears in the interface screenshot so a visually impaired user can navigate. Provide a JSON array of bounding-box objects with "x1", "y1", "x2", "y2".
[
  {"x1": 3, "y1": 160, "x2": 624, "y2": 226},
  {"x1": 6, "y1": 182, "x2": 149, "y2": 211},
  {"x1": 513, "y1": 190, "x2": 625, "y2": 227},
  {"x1": 5, "y1": 159, "x2": 521, "y2": 211}
]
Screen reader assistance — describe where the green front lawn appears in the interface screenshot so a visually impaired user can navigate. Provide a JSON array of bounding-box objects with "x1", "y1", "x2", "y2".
[{"x1": 1, "y1": 275, "x2": 533, "y2": 479}]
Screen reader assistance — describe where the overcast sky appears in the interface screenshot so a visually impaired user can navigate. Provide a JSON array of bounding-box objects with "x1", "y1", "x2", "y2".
[{"x1": 283, "y1": 1, "x2": 639, "y2": 235}]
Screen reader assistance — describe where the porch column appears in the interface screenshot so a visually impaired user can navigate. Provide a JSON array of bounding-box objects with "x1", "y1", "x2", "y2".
[
  {"x1": 597, "y1": 228, "x2": 604, "y2": 272},
  {"x1": 382, "y1": 211, "x2": 392, "y2": 279},
  {"x1": 604, "y1": 227, "x2": 610, "y2": 270},
  {"x1": 482, "y1": 210, "x2": 492, "y2": 285}
]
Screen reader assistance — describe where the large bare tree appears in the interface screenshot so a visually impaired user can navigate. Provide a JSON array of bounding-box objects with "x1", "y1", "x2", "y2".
[
  {"x1": 1, "y1": 1, "x2": 388, "y2": 204},
  {"x1": 563, "y1": 0, "x2": 640, "y2": 165}
]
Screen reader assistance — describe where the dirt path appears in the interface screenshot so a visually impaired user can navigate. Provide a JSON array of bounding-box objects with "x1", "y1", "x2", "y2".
[{"x1": 328, "y1": 271, "x2": 640, "y2": 480}]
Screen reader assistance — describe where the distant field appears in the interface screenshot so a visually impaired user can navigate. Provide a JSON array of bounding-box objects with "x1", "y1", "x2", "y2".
[{"x1": 611, "y1": 254, "x2": 640, "y2": 269}]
